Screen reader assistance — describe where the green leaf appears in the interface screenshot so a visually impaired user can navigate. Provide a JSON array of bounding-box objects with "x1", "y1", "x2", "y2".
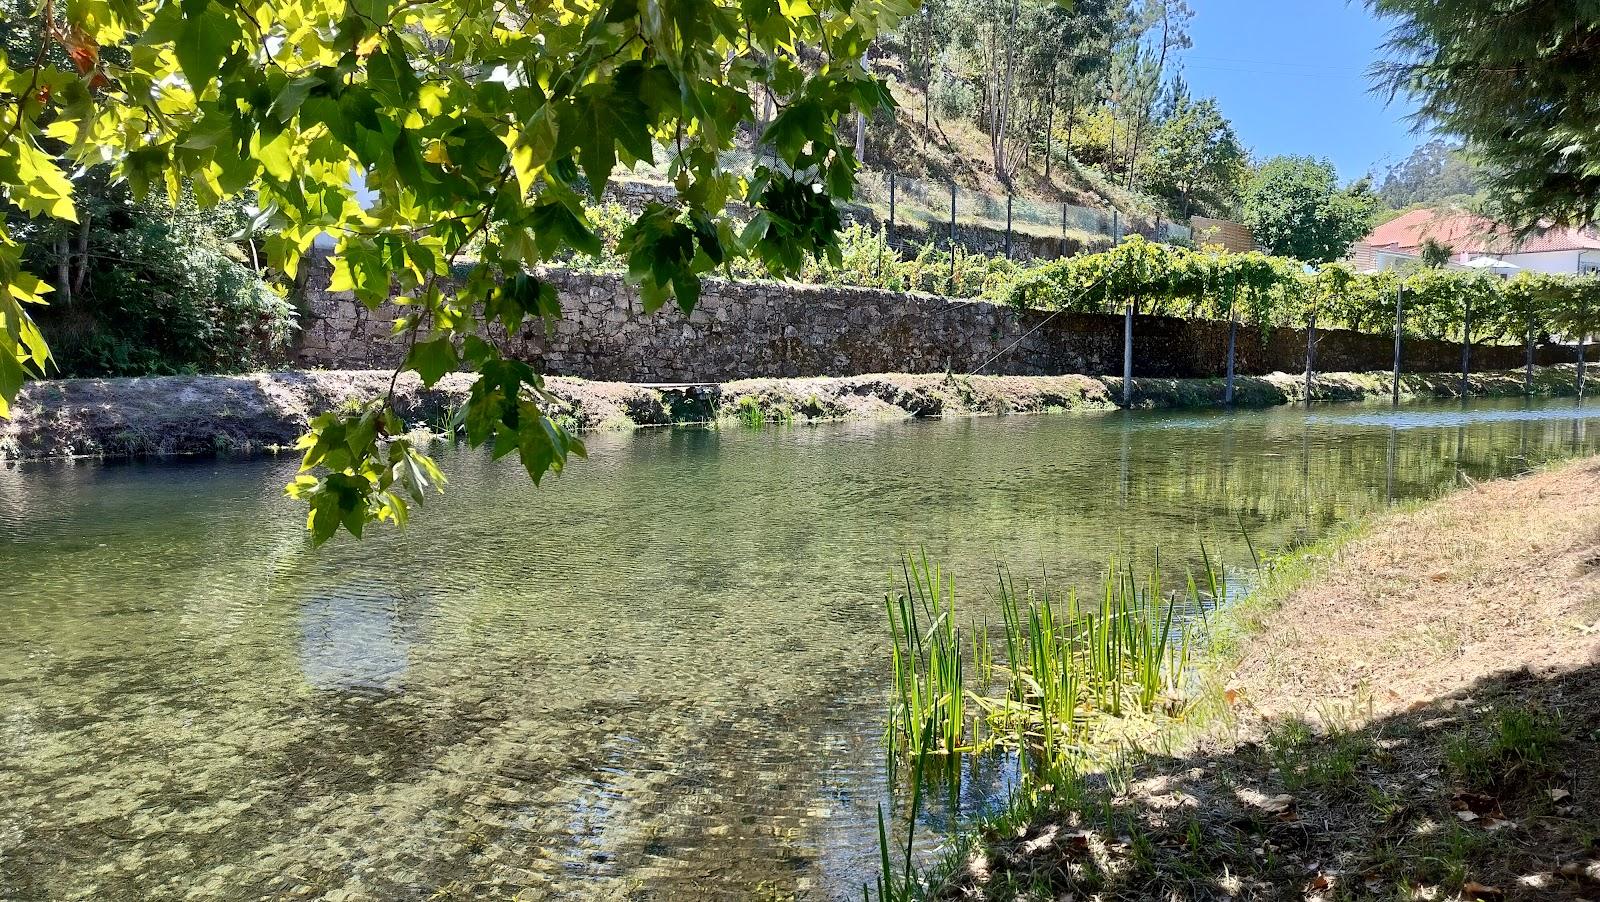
[
  {"x1": 174, "y1": 3, "x2": 240, "y2": 89},
  {"x1": 557, "y1": 80, "x2": 653, "y2": 196},
  {"x1": 405, "y1": 336, "x2": 459, "y2": 387}
]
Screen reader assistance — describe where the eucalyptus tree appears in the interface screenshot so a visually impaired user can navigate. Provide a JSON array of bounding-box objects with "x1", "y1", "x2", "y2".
[{"x1": 0, "y1": 0, "x2": 915, "y2": 541}]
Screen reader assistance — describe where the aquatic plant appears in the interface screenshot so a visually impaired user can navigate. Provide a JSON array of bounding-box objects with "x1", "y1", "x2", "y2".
[
  {"x1": 885, "y1": 554, "x2": 969, "y2": 760},
  {"x1": 886, "y1": 553, "x2": 1215, "y2": 774}
]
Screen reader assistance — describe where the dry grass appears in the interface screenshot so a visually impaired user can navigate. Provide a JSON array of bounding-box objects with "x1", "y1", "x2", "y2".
[
  {"x1": 1229, "y1": 457, "x2": 1600, "y2": 722},
  {"x1": 934, "y1": 457, "x2": 1600, "y2": 902}
]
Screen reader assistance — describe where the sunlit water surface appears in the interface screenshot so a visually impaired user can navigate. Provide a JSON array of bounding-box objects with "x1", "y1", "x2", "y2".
[{"x1": 3, "y1": 397, "x2": 1598, "y2": 900}]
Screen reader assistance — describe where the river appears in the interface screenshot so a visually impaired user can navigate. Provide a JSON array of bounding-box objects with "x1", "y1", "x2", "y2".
[{"x1": 2, "y1": 396, "x2": 1597, "y2": 900}]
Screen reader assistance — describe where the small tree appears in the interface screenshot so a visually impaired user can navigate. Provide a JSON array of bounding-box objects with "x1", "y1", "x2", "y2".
[
  {"x1": 1419, "y1": 238, "x2": 1454, "y2": 269},
  {"x1": 1242, "y1": 156, "x2": 1381, "y2": 263}
]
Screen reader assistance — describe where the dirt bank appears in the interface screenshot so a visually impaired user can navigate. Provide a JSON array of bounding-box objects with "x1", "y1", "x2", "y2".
[
  {"x1": 0, "y1": 365, "x2": 1585, "y2": 461},
  {"x1": 937, "y1": 456, "x2": 1600, "y2": 901}
]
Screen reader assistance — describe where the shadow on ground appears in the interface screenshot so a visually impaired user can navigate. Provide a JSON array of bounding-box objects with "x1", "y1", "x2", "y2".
[{"x1": 939, "y1": 661, "x2": 1600, "y2": 901}]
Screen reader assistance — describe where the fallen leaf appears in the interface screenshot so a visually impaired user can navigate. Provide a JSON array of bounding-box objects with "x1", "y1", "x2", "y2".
[
  {"x1": 1549, "y1": 788, "x2": 1572, "y2": 802},
  {"x1": 1262, "y1": 793, "x2": 1296, "y2": 814},
  {"x1": 1462, "y1": 881, "x2": 1503, "y2": 900},
  {"x1": 1455, "y1": 810, "x2": 1480, "y2": 822},
  {"x1": 1558, "y1": 860, "x2": 1600, "y2": 883}
]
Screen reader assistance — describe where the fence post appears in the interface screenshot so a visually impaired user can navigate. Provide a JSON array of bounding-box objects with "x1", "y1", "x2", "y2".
[
  {"x1": 1060, "y1": 202, "x2": 1066, "y2": 238},
  {"x1": 1005, "y1": 195, "x2": 1013, "y2": 260},
  {"x1": 1392, "y1": 282, "x2": 1404, "y2": 407},
  {"x1": 949, "y1": 182, "x2": 957, "y2": 289},
  {"x1": 1112, "y1": 210, "x2": 1121, "y2": 245},
  {"x1": 888, "y1": 171, "x2": 896, "y2": 243}
]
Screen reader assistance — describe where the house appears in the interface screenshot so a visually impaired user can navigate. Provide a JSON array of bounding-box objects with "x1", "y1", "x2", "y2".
[
  {"x1": 1350, "y1": 208, "x2": 1600, "y2": 275},
  {"x1": 1190, "y1": 216, "x2": 1257, "y2": 254}
]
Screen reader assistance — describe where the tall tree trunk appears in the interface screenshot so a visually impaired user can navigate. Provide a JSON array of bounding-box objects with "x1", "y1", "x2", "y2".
[
  {"x1": 54, "y1": 235, "x2": 72, "y2": 307},
  {"x1": 71, "y1": 215, "x2": 91, "y2": 298},
  {"x1": 923, "y1": 67, "x2": 931, "y2": 138},
  {"x1": 1064, "y1": 102, "x2": 1077, "y2": 168},
  {"x1": 1043, "y1": 73, "x2": 1057, "y2": 182},
  {"x1": 854, "y1": 110, "x2": 867, "y2": 162},
  {"x1": 1459, "y1": 298, "x2": 1472, "y2": 396}
]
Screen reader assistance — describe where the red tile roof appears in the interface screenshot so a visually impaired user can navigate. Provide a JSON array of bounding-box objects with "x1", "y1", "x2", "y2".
[{"x1": 1361, "y1": 208, "x2": 1600, "y2": 255}]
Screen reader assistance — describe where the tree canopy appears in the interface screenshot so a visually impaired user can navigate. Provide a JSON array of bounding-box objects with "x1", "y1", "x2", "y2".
[
  {"x1": 1241, "y1": 156, "x2": 1380, "y2": 264},
  {"x1": 0, "y1": 0, "x2": 916, "y2": 541},
  {"x1": 1137, "y1": 91, "x2": 1245, "y2": 219},
  {"x1": 1376, "y1": 139, "x2": 1483, "y2": 210},
  {"x1": 1368, "y1": 0, "x2": 1600, "y2": 228}
]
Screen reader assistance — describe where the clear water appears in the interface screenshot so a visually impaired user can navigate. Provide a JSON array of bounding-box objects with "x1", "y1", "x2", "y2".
[{"x1": 2, "y1": 397, "x2": 1598, "y2": 900}]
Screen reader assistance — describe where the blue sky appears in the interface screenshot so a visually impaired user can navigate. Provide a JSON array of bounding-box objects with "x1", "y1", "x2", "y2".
[{"x1": 1176, "y1": 0, "x2": 1425, "y2": 185}]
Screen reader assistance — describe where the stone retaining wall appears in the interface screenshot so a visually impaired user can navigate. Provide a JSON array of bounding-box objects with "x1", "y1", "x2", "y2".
[{"x1": 292, "y1": 257, "x2": 1577, "y2": 382}]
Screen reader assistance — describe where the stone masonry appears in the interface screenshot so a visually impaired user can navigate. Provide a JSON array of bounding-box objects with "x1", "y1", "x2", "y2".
[{"x1": 293, "y1": 255, "x2": 1575, "y2": 382}]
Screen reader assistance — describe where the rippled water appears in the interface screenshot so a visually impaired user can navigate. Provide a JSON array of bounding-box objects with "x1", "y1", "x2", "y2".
[{"x1": 2, "y1": 397, "x2": 1598, "y2": 900}]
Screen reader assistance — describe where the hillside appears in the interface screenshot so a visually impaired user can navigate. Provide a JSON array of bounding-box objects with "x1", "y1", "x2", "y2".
[{"x1": 862, "y1": 54, "x2": 1165, "y2": 219}]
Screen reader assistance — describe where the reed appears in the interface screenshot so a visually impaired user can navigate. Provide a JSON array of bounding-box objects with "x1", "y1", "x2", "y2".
[
  {"x1": 885, "y1": 553, "x2": 970, "y2": 761},
  {"x1": 887, "y1": 552, "x2": 1216, "y2": 774},
  {"x1": 873, "y1": 552, "x2": 1220, "y2": 899}
]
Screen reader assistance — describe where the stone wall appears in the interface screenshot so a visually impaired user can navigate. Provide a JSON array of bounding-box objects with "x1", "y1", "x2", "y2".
[{"x1": 293, "y1": 257, "x2": 1577, "y2": 382}]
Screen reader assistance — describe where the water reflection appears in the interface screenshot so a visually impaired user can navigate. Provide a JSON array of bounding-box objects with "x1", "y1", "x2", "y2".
[
  {"x1": 298, "y1": 592, "x2": 414, "y2": 693},
  {"x1": 1, "y1": 396, "x2": 1599, "y2": 900}
]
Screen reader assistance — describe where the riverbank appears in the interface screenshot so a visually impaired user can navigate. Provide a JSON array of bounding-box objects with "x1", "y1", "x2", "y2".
[
  {"x1": 0, "y1": 365, "x2": 1585, "y2": 461},
  {"x1": 931, "y1": 455, "x2": 1600, "y2": 901}
]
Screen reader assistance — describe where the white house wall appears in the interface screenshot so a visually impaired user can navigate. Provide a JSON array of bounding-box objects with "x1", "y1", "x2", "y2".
[{"x1": 1499, "y1": 250, "x2": 1598, "y2": 274}]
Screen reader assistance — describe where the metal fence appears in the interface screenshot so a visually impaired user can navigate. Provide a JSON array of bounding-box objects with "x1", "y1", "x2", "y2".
[{"x1": 620, "y1": 151, "x2": 1191, "y2": 264}]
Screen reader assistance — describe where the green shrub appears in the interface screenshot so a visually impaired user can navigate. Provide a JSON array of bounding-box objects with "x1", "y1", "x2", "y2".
[{"x1": 21, "y1": 176, "x2": 295, "y2": 377}]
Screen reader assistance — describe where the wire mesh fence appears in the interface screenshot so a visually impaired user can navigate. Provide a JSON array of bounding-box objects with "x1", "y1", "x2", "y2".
[{"x1": 617, "y1": 152, "x2": 1193, "y2": 264}]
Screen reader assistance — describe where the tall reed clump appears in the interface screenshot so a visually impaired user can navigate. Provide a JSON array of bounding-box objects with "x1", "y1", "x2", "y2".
[
  {"x1": 885, "y1": 553, "x2": 1219, "y2": 773},
  {"x1": 871, "y1": 552, "x2": 1223, "y2": 900},
  {"x1": 885, "y1": 554, "x2": 970, "y2": 761}
]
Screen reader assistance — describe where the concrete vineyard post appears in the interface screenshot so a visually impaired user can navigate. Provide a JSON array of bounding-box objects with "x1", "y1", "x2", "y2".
[
  {"x1": 1393, "y1": 283, "x2": 1404, "y2": 407},
  {"x1": 1005, "y1": 195, "x2": 1013, "y2": 260},
  {"x1": 1305, "y1": 311, "x2": 1317, "y2": 402},
  {"x1": 1123, "y1": 301, "x2": 1134, "y2": 406}
]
